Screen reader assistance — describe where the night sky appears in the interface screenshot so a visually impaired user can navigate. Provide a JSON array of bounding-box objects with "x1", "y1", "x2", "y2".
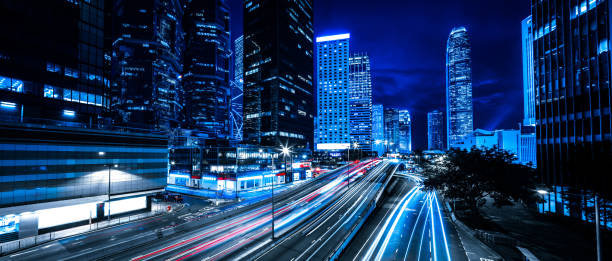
[{"x1": 230, "y1": 0, "x2": 531, "y2": 150}]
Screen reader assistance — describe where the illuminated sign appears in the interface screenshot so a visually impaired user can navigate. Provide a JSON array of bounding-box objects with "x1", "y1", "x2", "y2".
[{"x1": 0, "y1": 215, "x2": 19, "y2": 235}]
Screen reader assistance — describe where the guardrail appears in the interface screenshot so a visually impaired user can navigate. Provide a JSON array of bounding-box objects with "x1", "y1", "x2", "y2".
[
  {"x1": 0, "y1": 202, "x2": 176, "y2": 256},
  {"x1": 328, "y1": 162, "x2": 398, "y2": 260}
]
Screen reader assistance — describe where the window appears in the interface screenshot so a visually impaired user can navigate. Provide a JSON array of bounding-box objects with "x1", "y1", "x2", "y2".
[{"x1": 0, "y1": 76, "x2": 23, "y2": 93}]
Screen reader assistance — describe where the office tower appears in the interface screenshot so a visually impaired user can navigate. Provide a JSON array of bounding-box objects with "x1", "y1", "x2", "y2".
[
  {"x1": 522, "y1": 16, "x2": 536, "y2": 126},
  {"x1": 520, "y1": 15, "x2": 537, "y2": 167},
  {"x1": 111, "y1": 0, "x2": 184, "y2": 132},
  {"x1": 183, "y1": 0, "x2": 231, "y2": 140},
  {"x1": 0, "y1": 0, "x2": 108, "y2": 128},
  {"x1": 384, "y1": 108, "x2": 400, "y2": 153},
  {"x1": 349, "y1": 52, "x2": 373, "y2": 151},
  {"x1": 446, "y1": 26, "x2": 473, "y2": 149},
  {"x1": 372, "y1": 104, "x2": 385, "y2": 156},
  {"x1": 316, "y1": 34, "x2": 350, "y2": 150},
  {"x1": 398, "y1": 109, "x2": 411, "y2": 154},
  {"x1": 533, "y1": 0, "x2": 612, "y2": 217},
  {"x1": 231, "y1": 35, "x2": 244, "y2": 141},
  {"x1": 243, "y1": 0, "x2": 314, "y2": 149},
  {"x1": 428, "y1": 110, "x2": 444, "y2": 150}
]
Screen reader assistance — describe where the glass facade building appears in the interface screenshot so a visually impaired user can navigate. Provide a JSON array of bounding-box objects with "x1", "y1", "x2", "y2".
[
  {"x1": 384, "y1": 108, "x2": 400, "y2": 153},
  {"x1": 446, "y1": 26, "x2": 474, "y2": 149},
  {"x1": 243, "y1": 0, "x2": 315, "y2": 149},
  {"x1": 110, "y1": 0, "x2": 184, "y2": 132},
  {"x1": 428, "y1": 110, "x2": 444, "y2": 150},
  {"x1": 349, "y1": 52, "x2": 373, "y2": 152},
  {"x1": 522, "y1": 15, "x2": 537, "y2": 126},
  {"x1": 0, "y1": 0, "x2": 109, "y2": 128},
  {"x1": 231, "y1": 35, "x2": 244, "y2": 142},
  {"x1": 183, "y1": 0, "x2": 231, "y2": 140},
  {"x1": 398, "y1": 109, "x2": 411, "y2": 154},
  {"x1": 532, "y1": 0, "x2": 612, "y2": 222},
  {"x1": 316, "y1": 34, "x2": 350, "y2": 151},
  {"x1": 372, "y1": 104, "x2": 385, "y2": 156}
]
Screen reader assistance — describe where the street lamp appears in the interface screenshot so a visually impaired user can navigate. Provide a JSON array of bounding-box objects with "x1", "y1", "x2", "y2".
[
  {"x1": 99, "y1": 151, "x2": 113, "y2": 222},
  {"x1": 537, "y1": 189, "x2": 601, "y2": 261}
]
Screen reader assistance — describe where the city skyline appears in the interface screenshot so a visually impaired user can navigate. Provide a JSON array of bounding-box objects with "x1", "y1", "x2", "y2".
[{"x1": 231, "y1": 1, "x2": 531, "y2": 150}]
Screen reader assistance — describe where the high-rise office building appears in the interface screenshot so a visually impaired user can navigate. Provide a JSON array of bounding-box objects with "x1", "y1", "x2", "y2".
[
  {"x1": 398, "y1": 109, "x2": 411, "y2": 154},
  {"x1": 522, "y1": 16, "x2": 536, "y2": 126},
  {"x1": 428, "y1": 110, "x2": 444, "y2": 150},
  {"x1": 316, "y1": 34, "x2": 350, "y2": 151},
  {"x1": 532, "y1": 0, "x2": 612, "y2": 217},
  {"x1": 520, "y1": 15, "x2": 536, "y2": 167},
  {"x1": 243, "y1": 0, "x2": 314, "y2": 149},
  {"x1": 183, "y1": 0, "x2": 231, "y2": 140},
  {"x1": 231, "y1": 35, "x2": 244, "y2": 141},
  {"x1": 111, "y1": 0, "x2": 184, "y2": 132},
  {"x1": 372, "y1": 104, "x2": 385, "y2": 156},
  {"x1": 349, "y1": 52, "x2": 372, "y2": 151},
  {"x1": 446, "y1": 26, "x2": 473, "y2": 149},
  {"x1": 0, "y1": 0, "x2": 108, "y2": 128},
  {"x1": 384, "y1": 108, "x2": 400, "y2": 153}
]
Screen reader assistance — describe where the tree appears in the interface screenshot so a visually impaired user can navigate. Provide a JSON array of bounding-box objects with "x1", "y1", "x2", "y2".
[{"x1": 421, "y1": 147, "x2": 539, "y2": 212}]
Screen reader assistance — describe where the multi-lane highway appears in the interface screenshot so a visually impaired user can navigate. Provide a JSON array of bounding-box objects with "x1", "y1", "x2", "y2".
[
  {"x1": 4, "y1": 160, "x2": 469, "y2": 261},
  {"x1": 341, "y1": 171, "x2": 466, "y2": 261},
  {"x1": 245, "y1": 160, "x2": 393, "y2": 261}
]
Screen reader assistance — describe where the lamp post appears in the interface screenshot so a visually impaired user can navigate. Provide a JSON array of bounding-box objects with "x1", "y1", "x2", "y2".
[
  {"x1": 537, "y1": 189, "x2": 601, "y2": 261},
  {"x1": 98, "y1": 151, "x2": 114, "y2": 222}
]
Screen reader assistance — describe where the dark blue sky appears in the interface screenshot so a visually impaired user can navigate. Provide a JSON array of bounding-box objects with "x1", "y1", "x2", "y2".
[{"x1": 231, "y1": 0, "x2": 531, "y2": 150}]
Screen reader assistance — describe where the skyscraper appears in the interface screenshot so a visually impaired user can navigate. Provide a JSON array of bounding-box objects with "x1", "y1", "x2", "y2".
[
  {"x1": 0, "y1": 0, "x2": 108, "y2": 128},
  {"x1": 384, "y1": 108, "x2": 400, "y2": 153},
  {"x1": 183, "y1": 0, "x2": 231, "y2": 140},
  {"x1": 316, "y1": 34, "x2": 350, "y2": 151},
  {"x1": 520, "y1": 15, "x2": 536, "y2": 167},
  {"x1": 398, "y1": 109, "x2": 411, "y2": 154},
  {"x1": 243, "y1": 0, "x2": 314, "y2": 149},
  {"x1": 349, "y1": 52, "x2": 373, "y2": 151},
  {"x1": 532, "y1": 0, "x2": 612, "y2": 215},
  {"x1": 111, "y1": 0, "x2": 184, "y2": 132},
  {"x1": 428, "y1": 110, "x2": 444, "y2": 150},
  {"x1": 521, "y1": 16, "x2": 536, "y2": 126},
  {"x1": 372, "y1": 104, "x2": 385, "y2": 156},
  {"x1": 446, "y1": 26, "x2": 473, "y2": 149},
  {"x1": 231, "y1": 35, "x2": 244, "y2": 141}
]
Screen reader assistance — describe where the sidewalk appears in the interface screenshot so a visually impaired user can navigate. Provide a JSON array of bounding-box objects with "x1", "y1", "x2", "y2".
[
  {"x1": 475, "y1": 198, "x2": 611, "y2": 260},
  {"x1": 0, "y1": 201, "x2": 180, "y2": 255},
  {"x1": 443, "y1": 201, "x2": 503, "y2": 261}
]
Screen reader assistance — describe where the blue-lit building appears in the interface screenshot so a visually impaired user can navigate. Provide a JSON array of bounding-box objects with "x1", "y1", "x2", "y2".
[
  {"x1": 384, "y1": 108, "x2": 400, "y2": 154},
  {"x1": 532, "y1": 0, "x2": 612, "y2": 227},
  {"x1": 231, "y1": 35, "x2": 244, "y2": 142},
  {"x1": 446, "y1": 27, "x2": 474, "y2": 149},
  {"x1": 398, "y1": 109, "x2": 411, "y2": 154},
  {"x1": 242, "y1": 0, "x2": 315, "y2": 149},
  {"x1": 519, "y1": 15, "x2": 536, "y2": 167},
  {"x1": 0, "y1": 122, "x2": 168, "y2": 242},
  {"x1": 183, "y1": 0, "x2": 231, "y2": 140},
  {"x1": 349, "y1": 52, "x2": 373, "y2": 152},
  {"x1": 372, "y1": 104, "x2": 385, "y2": 156},
  {"x1": 316, "y1": 34, "x2": 350, "y2": 151},
  {"x1": 428, "y1": 110, "x2": 444, "y2": 150},
  {"x1": 0, "y1": 0, "x2": 108, "y2": 128},
  {"x1": 455, "y1": 128, "x2": 519, "y2": 156},
  {"x1": 111, "y1": 0, "x2": 184, "y2": 132}
]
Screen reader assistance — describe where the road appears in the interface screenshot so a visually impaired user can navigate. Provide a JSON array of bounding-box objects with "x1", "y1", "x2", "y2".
[
  {"x1": 4, "y1": 161, "x2": 372, "y2": 261},
  {"x1": 244, "y1": 160, "x2": 394, "y2": 261},
  {"x1": 341, "y1": 171, "x2": 467, "y2": 261}
]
